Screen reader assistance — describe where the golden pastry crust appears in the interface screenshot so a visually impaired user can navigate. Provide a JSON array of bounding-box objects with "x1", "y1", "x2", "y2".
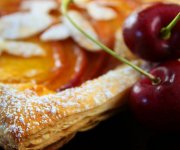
[
  {"x1": 0, "y1": 62, "x2": 141, "y2": 149},
  {"x1": 0, "y1": 0, "x2": 178, "y2": 149}
]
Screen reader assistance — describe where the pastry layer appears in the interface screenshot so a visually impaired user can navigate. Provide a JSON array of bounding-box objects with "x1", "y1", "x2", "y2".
[{"x1": 0, "y1": 62, "x2": 141, "y2": 149}]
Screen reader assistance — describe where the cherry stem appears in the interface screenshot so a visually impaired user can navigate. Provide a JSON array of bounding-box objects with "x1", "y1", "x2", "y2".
[
  {"x1": 61, "y1": 0, "x2": 159, "y2": 84},
  {"x1": 161, "y1": 12, "x2": 180, "y2": 40}
]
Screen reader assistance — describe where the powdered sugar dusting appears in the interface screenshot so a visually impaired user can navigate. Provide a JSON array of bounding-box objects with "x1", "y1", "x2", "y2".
[{"x1": 0, "y1": 64, "x2": 140, "y2": 145}]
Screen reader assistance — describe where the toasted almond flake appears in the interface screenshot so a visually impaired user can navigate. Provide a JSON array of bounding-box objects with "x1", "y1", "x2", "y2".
[
  {"x1": 21, "y1": 0, "x2": 58, "y2": 14},
  {"x1": 0, "y1": 40, "x2": 45, "y2": 57},
  {"x1": 40, "y1": 23, "x2": 70, "y2": 41},
  {"x1": 62, "y1": 10, "x2": 100, "y2": 51},
  {"x1": 94, "y1": 1, "x2": 120, "y2": 7},
  {"x1": 114, "y1": 29, "x2": 134, "y2": 59},
  {"x1": 73, "y1": 0, "x2": 91, "y2": 8},
  {"x1": 87, "y1": 1, "x2": 117, "y2": 21},
  {"x1": 0, "y1": 12, "x2": 53, "y2": 39}
]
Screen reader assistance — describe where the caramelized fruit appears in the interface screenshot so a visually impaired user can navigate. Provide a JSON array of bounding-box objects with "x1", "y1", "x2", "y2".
[{"x1": 0, "y1": 0, "x2": 140, "y2": 91}]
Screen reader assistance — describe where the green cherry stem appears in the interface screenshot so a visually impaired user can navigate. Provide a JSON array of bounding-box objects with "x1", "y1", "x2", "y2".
[
  {"x1": 161, "y1": 12, "x2": 180, "y2": 40},
  {"x1": 61, "y1": 0, "x2": 159, "y2": 84}
]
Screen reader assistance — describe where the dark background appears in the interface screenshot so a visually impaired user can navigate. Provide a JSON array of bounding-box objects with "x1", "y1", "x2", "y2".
[
  {"x1": 0, "y1": 110, "x2": 179, "y2": 150},
  {"x1": 62, "y1": 110, "x2": 180, "y2": 150}
]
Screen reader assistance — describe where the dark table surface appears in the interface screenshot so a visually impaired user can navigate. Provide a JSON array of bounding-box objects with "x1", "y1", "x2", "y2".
[{"x1": 62, "y1": 110, "x2": 180, "y2": 150}]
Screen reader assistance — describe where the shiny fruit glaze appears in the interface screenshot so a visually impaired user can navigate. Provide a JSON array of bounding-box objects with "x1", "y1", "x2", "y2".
[{"x1": 0, "y1": 0, "x2": 140, "y2": 91}]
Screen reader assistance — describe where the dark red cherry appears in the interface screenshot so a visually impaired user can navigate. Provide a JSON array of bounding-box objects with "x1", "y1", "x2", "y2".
[
  {"x1": 61, "y1": 1, "x2": 180, "y2": 132},
  {"x1": 123, "y1": 3, "x2": 180, "y2": 62},
  {"x1": 129, "y1": 60, "x2": 180, "y2": 131}
]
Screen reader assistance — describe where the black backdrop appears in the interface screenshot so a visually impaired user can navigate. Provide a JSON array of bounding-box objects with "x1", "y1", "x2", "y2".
[{"x1": 62, "y1": 110, "x2": 180, "y2": 150}]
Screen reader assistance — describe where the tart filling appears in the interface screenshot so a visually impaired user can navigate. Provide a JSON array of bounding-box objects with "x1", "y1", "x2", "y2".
[
  {"x1": 0, "y1": 0, "x2": 147, "y2": 149},
  {"x1": 0, "y1": 0, "x2": 139, "y2": 91}
]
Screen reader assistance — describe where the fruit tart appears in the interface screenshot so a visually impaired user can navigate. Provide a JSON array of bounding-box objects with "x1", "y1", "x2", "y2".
[{"x1": 0, "y1": 0, "x2": 178, "y2": 149}]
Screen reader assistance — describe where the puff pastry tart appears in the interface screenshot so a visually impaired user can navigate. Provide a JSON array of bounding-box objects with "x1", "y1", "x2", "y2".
[{"x1": 0, "y1": 0, "x2": 176, "y2": 149}]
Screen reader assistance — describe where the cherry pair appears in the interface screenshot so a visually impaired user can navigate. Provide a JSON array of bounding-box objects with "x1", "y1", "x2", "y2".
[
  {"x1": 123, "y1": 3, "x2": 180, "y2": 131},
  {"x1": 62, "y1": 1, "x2": 180, "y2": 131}
]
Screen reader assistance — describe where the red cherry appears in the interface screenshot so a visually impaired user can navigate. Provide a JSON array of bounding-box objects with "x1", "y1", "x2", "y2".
[
  {"x1": 61, "y1": 0, "x2": 180, "y2": 131},
  {"x1": 129, "y1": 60, "x2": 180, "y2": 131},
  {"x1": 123, "y1": 3, "x2": 180, "y2": 62}
]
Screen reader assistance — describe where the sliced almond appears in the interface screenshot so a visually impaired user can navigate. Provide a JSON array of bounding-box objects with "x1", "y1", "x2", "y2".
[
  {"x1": 21, "y1": 0, "x2": 58, "y2": 14},
  {"x1": 87, "y1": 1, "x2": 117, "y2": 21},
  {"x1": 73, "y1": 0, "x2": 118, "y2": 8},
  {"x1": 73, "y1": 0, "x2": 91, "y2": 8},
  {"x1": 62, "y1": 10, "x2": 100, "y2": 51},
  {"x1": 0, "y1": 40, "x2": 45, "y2": 57},
  {"x1": 93, "y1": 1, "x2": 120, "y2": 7},
  {"x1": 0, "y1": 12, "x2": 53, "y2": 39},
  {"x1": 40, "y1": 23, "x2": 70, "y2": 41}
]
